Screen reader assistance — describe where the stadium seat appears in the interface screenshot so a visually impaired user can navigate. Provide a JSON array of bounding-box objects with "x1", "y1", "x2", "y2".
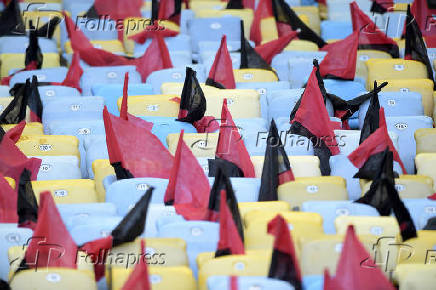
[
  {"x1": 396, "y1": 231, "x2": 436, "y2": 264},
  {"x1": 415, "y1": 153, "x2": 436, "y2": 191},
  {"x1": 0, "y1": 36, "x2": 57, "y2": 54},
  {"x1": 57, "y1": 202, "x2": 118, "y2": 230},
  {"x1": 9, "y1": 67, "x2": 68, "y2": 88},
  {"x1": 92, "y1": 159, "x2": 115, "y2": 201},
  {"x1": 0, "y1": 53, "x2": 60, "y2": 77},
  {"x1": 355, "y1": 50, "x2": 392, "y2": 84},
  {"x1": 415, "y1": 128, "x2": 436, "y2": 154},
  {"x1": 64, "y1": 39, "x2": 124, "y2": 54},
  {"x1": 394, "y1": 264, "x2": 436, "y2": 290},
  {"x1": 329, "y1": 155, "x2": 361, "y2": 200},
  {"x1": 31, "y1": 179, "x2": 98, "y2": 204},
  {"x1": 238, "y1": 201, "x2": 291, "y2": 219},
  {"x1": 251, "y1": 156, "x2": 321, "y2": 179},
  {"x1": 146, "y1": 66, "x2": 207, "y2": 94},
  {"x1": 207, "y1": 276, "x2": 293, "y2": 290},
  {"x1": 38, "y1": 86, "x2": 81, "y2": 100},
  {"x1": 320, "y1": 20, "x2": 352, "y2": 41},
  {"x1": 233, "y1": 69, "x2": 278, "y2": 83},
  {"x1": 2, "y1": 122, "x2": 43, "y2": 135},
  {"x1": 16, "y1": 135, "x2": 80, "y2": 159},
  {"x1": 118, "y1": 95, "x2": 180, "y2": 117},
  {"x1": 167, "y1": 133, "x2": 218, "y2": 158},
  {"x1": 272, "y1": 51, "x2": 326, "y2": 82},
  {"x1": 403, "y1": 198, "x2": 436, "y2": 230},
  {"x1": 35, "y1": 156, "x2": 82, "y2": 181}
]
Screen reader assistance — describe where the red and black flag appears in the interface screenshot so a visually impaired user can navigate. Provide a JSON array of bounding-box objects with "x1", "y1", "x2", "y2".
[
  {"x1": 254, "y1": 31, "x2": 297, "y2": 64},
  {"x1": 25, "y1": 22, "x2": 43, "y2": 70},
  {"x1": 158, "y1": 0, "x2": 182, "y2": 26},
  {"x1": 206, "y1": 35, "x2": 236, "y2": 89},
  {"x1": 0, "y1": 0, "x2": 25, "y2": 37},
  {"x1": 324, "y1": 225, "x2": 395, "y2": 290},
  {"x1": 0, "y1": 280, "x2": 9, "y2": 290},
  {"x1": 350, "y1": 1, "x2": 399, "y2": 58},
  {"x1": 35, "y1": 16, "x2": 62, "y2": 39},
  {"x1": 289, "y1": 64, "x2": 339, "y2": 175},
  {"x1": 355, "y1": 148, "x2": 417, "y2": 241},
  {"x1": 258, "y1": 119, "x2": 295, "y2": 202},
  {"x1": 0, "y1": 173, "x2": 18, "y2": 223},
  {"x1": 215, "y1": 190, "x2": 245, "y2": 258},
  {"x1": 370, "y1": 0, "x2": 393, "y2": 14},
  {"x1": 405, "y1": 5, "x2": 435, "y2": 89},
  {"x1": 26, "y1": 76, "x2": 43, "y2": 123},
  {"x1": 424, "y1": 217, "x2": 436, "y2": 230},
  {"x1": 411, "y1": 0, "x2": 436, "y2": 37},
  {"x1": 320, "y1": 30, "x2": 359, "y2": 80},
  {"x1": 17, "y1": 168, "x2": 38, "y2": 230},
  {"x1": 164, "y1": 130, "x2": 210, "y2": 209},
  {"x1": 121, "y1": 240, "x2": 151, "y2": 290},
  {"x1": 267, "y1": 214, "x2": 302, "y2": 290},
  {"x1": 226, "y1": 0, "x2": 255, "y2": 9},
  {"x1": 215, "y1": 99, "x2": 255, "y2": 177},
  {"x1": 55, "y1": 53, "x2": 84, "y2": 93},
  {"x1": 348, "y1": 107, "x2": 407, "y2": 179},
  {"x1": 359, "y1": 81, "x2": 383, "y2": 144},
  {"x1": 103, "y1": 106, "x2": 173, "y2": 180},
  {"x1": 83, "y1": 0, "x2": 142, "y2": 21}
]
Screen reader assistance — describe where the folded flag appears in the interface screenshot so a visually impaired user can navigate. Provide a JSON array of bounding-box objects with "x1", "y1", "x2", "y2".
[
  {"x1": 0, "y1": 173, "x2": 18, "y2": 223},
  {"x1": 17, "y1": 168, "x2": 38, "y2": 230},
  {"x1": 359, "y1": 81, "x2": 382, "y2": 144},
  {"x1": 254, "y1": 31, "x2": 297, "y2": 64},
  {"x1": 206, "y1": 35, "x2": 236, "y2": 89},
  {"x1": 121, "y1": 240, "x2": 151, "y2": 290},
  {"x1": 239, "y1": 21, "x2": 273, "y2": 71}
]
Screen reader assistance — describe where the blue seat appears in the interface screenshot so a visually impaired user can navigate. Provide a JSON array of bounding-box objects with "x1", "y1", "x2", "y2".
[
  {"x1": 58, "y1": 202, "x2": 118, "y2": 230},
  {"x1": 38, "y1": 85, "x2": 81, "y2": 100},
  {"x1": 9, "y1": 67, "x2": 68, "y2": 88},
  {"x1": 201, "y1": 51, "x2": 240, "y2": 71},
  {"x1": 146, "y1": 66, "x2": 207, "y2": 94},
  {"x1": 81, "y1": 66, "x2": 142, "y2": 95},
  {"x1": 19, "y1": 2, "x2": 62, "y2": 11},
  {"x1": 234, "y1": 118, "x2": 268, "y2": 135},
  {"x1": 84, "y1": 136, "x2": 108, "y2": 179},
  {"x1": 105, "y1": 178, "x2": 170, "y2": 215},
  {"x1": 133, "y1": 34, "x2": 192, "y2": 56},
  {"x1": 324, "y1": 79, "x2": 366, "y2": 100},
  {"x1": 189, "y1": 17, "x2": 241, "y2": 53},
  {"x1": 303, "y1": 275, "x2": 324, "y2": 290},
  {"x1": 329, "y1": 155, "x2": 361, "y2": 200},
  {"x1": 198, "y1": 40, "x2": 255, "y2": 54},
  {"x1": 0, "y1": 85, "x2": 10, "y2": 97},
  {"x1": 140, "y1": 117, "x2": 198, "y2": 146},
  {"x1": 272, "y1": 51, "x2": 326, "y2": 82},
  {"x1": 383, "y1": 12, "x2": 407, "y2": 38},
  {"x1": 320, "y1": 21, "x2": 353, "y2": 41},
  {"x1": 35, "y1": 156, "x2": 82, "y2": 181},
  {"x1": 70, "y1": 217, "x2": 123, "y2": 245},
  {"x1": 403, "y1": 199, "x2": 436, "y2": 230},
  {"x1": 385, "y1": 116, "x2": 433, "y2": 174},
  {"x1": 207, "y1": 276, "x2": 293, "y2": 290},
  {"x1": 0, "y1": 224, "x2": 33, "y2": 280},
  {"x1": 358, "y1": 92, "x2": 424, "y2": 129},
  {"x1": 0, "y1": 36, "x2": 58, "y2": 54},
  {"x1": 207, "y1": 177, "x2": 261, "y2": 202},
  {"x1": 157, "y1": 221, "x2": 219, "y2": 277},
  {"x1": 302, "y1": 201, "x2": 379, "y2": 234}
]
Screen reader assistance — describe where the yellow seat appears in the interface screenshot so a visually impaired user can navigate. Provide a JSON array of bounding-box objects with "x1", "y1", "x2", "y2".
[
  {"x1": 293, "y1": 6, "x2": 320, "y2": 34},
  {"x1": 64, "y1": 40, "x2": 125, "y2": 55},
  {"x1": 244, "y1": 211, "x2": 324, "y2": 250},
  {"x1": 0, "y1": 53, "x2": 60, "y2": 77},
  {"x1": 238, "y1": 201, "x2": 290, "y2": 220},
  {"x1": 251, "y1": 156, "x2": 321, "y2": 178},
  {"x1": 299, "y1": 234, "x2": 376, "y2": 276},
  {"x1": 416, "y1": 153, "x2": 436, "y2": 191},
  {"x1": 117, "y1": 95, "x2": 180, "y2": 117},
  {"x1": 31, "y1": 179, "x2": 98, "y2": 204},
  {"x1": 206, "y1": 89, "x2": 261, "y2": 118},
  {"x1": 394, "y1": 264, "x2": 436, "y2": 289},
  {"x1": 5, "y1": 177, "x2": 15, "y2": 189},
  {"x1": 434, "y1": 91, "x2": 436, "y2": 120},
  {"x1": 9, "y1": 268, "x2": 96, "y2": 290},
  {"x1": 374, "y1": 78, "x2": 434, "y2": 117},
  {"x1": 23, "y1": 11, "x2": 62, "y2": 47},
  {"x1": 198, "y1": 254, "x2": 270, "y2": 290},
  {"x1": 233, "y1": 69, "x2": 278, "y2": 83},
  {"x1": 396, "y1": 231, "x2": 436, "y2": 265},
  {"x1": 123, "y1": 18, "x2": 180, "y2": 55},
  {"x1": 278, "y1": 176, "x2": 348, "y2": 210},
  {"x1": 415, "y1": 128, "x2": 436, "y2": 154},
  {"x1": 196, "y1": 249, "x2": 271, "y2": 271},
  {"x1": 167, "y1": 133, "x2": 218, "y2": 158},
  {"x1": 160, "y1": 82, "x2": 218, "y2": 95},
  {"x1": 111, "y1": 266, "x2": 195, "y2": 290},
  {"x1": 92, "y1": 159, "x2": 115, "y2": 202},
  {"x1": 356, "y1": 50, "x2": 392, "y2": 82},
  {"x1": 284, "y1": 39, "x2": 319, "y2": 51},
  {"x1": 195, "y1": 9, "x2": 253, "y2": 36},
  {"x1": 2, "y1": 122, "x2": 44, "y2": 136},
  {"x1": 16, "y1": 135, "x2": 80, "y2": 159},
  {"x1": 361, "y1": 175, "x2": 434, "y2": 199},
  {"x1": 190, "y1": 1, "x2": 227, "y2": 15}
]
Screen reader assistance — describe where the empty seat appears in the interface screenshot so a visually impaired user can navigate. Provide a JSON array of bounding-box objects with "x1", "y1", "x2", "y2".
[
  {"x1": 251, "y1": 156, "x2": 321, "y2": 178},
  {"x1": 320, "y1": 20, "x2": 352, "y2": 41},
  {"x1": 2, "y1": 122, "x2": 43, "y2": 136},
  {"x1": 57, "y1": 202, "x2": 118, "y2": 230},
  {"x1": 415, "y1": 128, "x2": 436, "y2": 154},
  {"x1": 167, "y1": 133, "x2": 219, "y2": 158},
  {"x1": 16, "y1": 135, "x2": 80, "y2": 160},
  {"x1": 32, "y1": 179, "x2": 98, "y2": 204},
  {"x1": 9, "y1": 67, "x2": 68, "y2": 88},
  {"x1": 415, "y1": 153, "x2": 436, "y2": 191},
  {"x1": 207, "y1": 276, "x2": 293, "y2": 290},
  {"x1": 394, "y1": 264, "x2": 436, "y2": 290},
  {"x1": 118, "y1": 95, "x2": 180, "y2": 117},
  {"x1": 272, "y1": 51, "x2": 326, "y2": 82},
  {"x1": 0, "y1": 53, "x2": 60, "y2": 77},
  {"x1": 146, "y1": 66, "x2": 207, "y2": 94},
  {"x1": 403, "y1": 198, "x2": 436, "y2": 230},
  {"x1": 233, "y1": 69, "x2": 278, "y2": 83},
  {"x1": 329, "y1": 155, "x2": 361, "y2": 200},
  {"x1": 35, "y1": 156, "x2": 82, "y2": 181},
  {"x1": 355, "y1": 50, "x2": 392, "y2": 84}
]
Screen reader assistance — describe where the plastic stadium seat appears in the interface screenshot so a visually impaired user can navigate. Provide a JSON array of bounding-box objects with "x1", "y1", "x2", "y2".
[
  {"x1": 190, "y1": 1, "x2": 226, "y2": 15},
  {"x1": 141, "y1": 116, "x2": 198, "y2": 146},
  {"x1": 335, "y1": 216, "x2": 399, "y2": 237},
  {"x1": 133, "y1": 34, "x2": 192, "y2": 56},
  {"x1": 0, "y1": 85, "x2": 9, "y2": 96},
  {"x1": 358, "y1": 92, "x2": 424, "y2": 129},
  {"x1": 92, "y1": 159, "x2": 115, "y2": 201},
  {"x1": 194, "y1": 9, "x2": 253, "y2": 36},
  {"x1": 403, "y1": 198, "x2": 436, "y2": 230},
  {"x1": 284, "y1": 39, "x2": 319, "y2": 52},
  {"x1": 0, "y1": 225, "x2": 33, "y2": 280},
  {"x1": 69, "y1": 216, "x2": 122, "y2": 245},
  {"x1": 415, "y1": 128, "x2": 436, "y2": 154},
  {"x1": 233, "y1": 69, "x2": 278, "y2": 83},
  {"x1": 355, "y1": 50, "x2": 392, "y2": 84},
  {"x1": 111, "y1": 266, "x2": 196, "y2": 290},
  {"x1": 142, "y1": 205, "x2": 178, "y2": 237},
  {"x1": 302, "y1": 201, "x2": 379, "y2": 234},
  {"x1": 0, "y1": 36, "x2": 57, "y2": 54},
  {"x1": 167, "y1": 133, "x2": 218, "y2": 158},
  {"x1": 35, "y1": 156, "x2": 82, "y2": 181},
  {"x1": 16, "y1": 135, "x2": 80, "y2": 159},
  {"x1": 383, "y1": 11, "x2": 408, "y2": 38},
  {"x1": 207, "y1": 276, "x2": 292, "y2": 290},
  {"x1": 293, "y1": 6, "x2": 321, "y2": 34},
  {"x1": 157, "y1": 221, "x2": 219, "y2": 277},
  {"x1": 251, "y1": 156, "x2": 321, "y2": 179},
  {"x1": 324, "y1": 79, "x2": 366, "y2": 100},
  {"x1": 376, "y1": 78, "x2": 434, "y2": 117},
  {"x1": 160, "y1": 82, "x2": 218, "y2": 95},
  {"x1": 38, "y1": 85, "x2": 81, "y2": 99},
  {"x1": 278, "y1": 176, "x2": 348, "y2": 210},
  {"x1": 31, "y1": 179, "x2": 98, "y2": 204},
  {"x1": 394, "y1": 264, "x2": 436, "y2": 290},
  {"x1": 416, "y1": 154, "x2": 436, "y2": 191},
  {"x1": 205, "y1": 90, "x2": 261, "y2": 118},
  {"x1": 288, "y1": 57, "x2": 321, "y2": 88},
  {"x1": 9, "y1": 67, "x2": 68, "y2": 88},
  {"x1": 9, "y1": 268, "x2": 97, "y2": 290},
  {"x1": 0, "y1": 97, "x2": 13, "y2": 116},
  {"x1": 320, "y1": 20, "x2": 352, "y2": 41},
  {"x1": 118, "y1": 95, "x2": 180, "y2": 117},
  {"x1": 329, "y1": 155, "x2": 361, "y2": 200},
  {"x1": 385, "y1": 116, "x2": 433, "y2": 174},
  {"x1": 146, "y1": 66, "x2": 207, "y2": 94},
  {"x1": 189, "y1": 17, "x2": 241, "y2": 53},
  {"x1": 207, "y1": 177, "x2": 261, "y2": 202},
  {"x1": 64, "y1": 39, "x2": 124, "y2": 54},
  {"x1": 80, "y1": 66, "x2": 142, "y2": 96},
  {"x1": 2, "y1": 122, "x2": 43, "y2": 135},
  {"x1": 198, "y1": 254, "x2": 270, "y2": 290},
  {"x1": 105, "y1": 178, "x2": 170, "y2": 215},
  {"x1": 396, "y1": 231, "x2": 436, "y2": 264},
  {"x1": 272, "y1": 51, "x2": 326, "y2": 82},
  {"x1": 238, "y1": 201, "x2": 291, "y2": 219},
  {"x1": 0, "y1": 53, "x2": 60, "y2": 77},
  {"x1": 57, "y1": 202, "x2": 118, "y2": 230}
]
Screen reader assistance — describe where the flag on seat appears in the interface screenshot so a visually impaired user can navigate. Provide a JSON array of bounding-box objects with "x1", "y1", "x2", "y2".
[
  {"x1": 25, "y1": 23, "x2": 43, "y2": 70},
  {"x1": 410, "y1": 0, "x2": 436, "y2": 37},
  {"x1": 267, "y1": 214, "x2": 302, "y2": 290},
  {"x1": 158, "y1": 0, "x2": 182, "y2": 26},
  {"x1": 121, "y1": 240, "x2": 151, "y2": 290},
  {"x1": 26, "y1": 76, "x2": 43, "y2": 123},
  {"x1": 103, "y1": 107, "x2": 173, "y2": 180},
  {"x1": 215, "y1": 190, "x2": 245, "y2": 258},
  {"x1": 424, "y1": 217, "x2": 436, "y2": 230},
  {"x1": 17, "y1": 169, "x2": 38, "y2": 230},
  {"x1": 84, "y1": 0, "x2": 142, "y2": 21},
  {"x1": 254, "y1": 31, "x2": 297, "y2": 64},
  {"x1": 36, "y1": 16, "x2": 62, "y2": 39},
  {"x1": 289, "y1": 65, "x2": 339, "y2": 175},
  {"x1": 320, "y1": 30, "x2": 359, "y2": 80},
  {"x1": 0, "y1": 0, "x2": 25, "y2": 37},
  {"x1": 258, "y1": 119, "x2": 294, "y2": 201},
  {"x1": 215, "y1": 99, "x2": 255, "y2": 177},
  {"x1": 324, "y1": 225, "x2": 395, "y2": 290},
  {"x1": 239, "y1": 21, "x2": 274, "y2": 71},
  {"x1": 206, "y1": 36, "x2": 236, "y2": 89},
  {"x1": 0, "y1": 173, "x2": 18, "y2": 223},
  {"x1": 350, "y1": 1, "x2": 399, "y2": 58},
  {"x1": 405, "y1": 5, "x2": 436, "y2": 89},
  {"x1": 208, "y1": 157, "x2": 244, "y2": 178},
  {"x1": 359, "y1": 81, "x2": 382, "y2": 144},
  {"x1": 370, "y1": 0, "x2": 393, "y2": 13},
  {"x1": 53, "y1": 53, "x2": 84, "y2": 93}
]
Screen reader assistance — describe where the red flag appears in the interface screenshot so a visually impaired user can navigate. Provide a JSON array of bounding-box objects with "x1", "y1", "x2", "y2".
[
  {"x1": 94, "y1": 0, "x2": 142, "y2": 21},
  {"x1": 80, "y1": 236, "x2": 113, "y2": 281},
  {"x1": 103, "y1": 107, "x2": 174, "y2": 179},
  {"x1": 25, "y1": 192, "x2": 78, "y2": 269},
  {"x1": 249, "y1": 0, "x2": 274, "y2": 46},
  {"x1": 127, "y1": 20, "x2": 179, "y2": 44},
  {"x1": 254, "y1": 31, "x2": 297, "y2": 64},
  {"x1": 122, "y1": 240, "x2": 151, "y2": 290},
  {"x1": 0, "y1": 173, "x2": 18, "y2": 223},
  {"x1": 411, "y1": 0, "x2": 436, "y2": 37},
  {"x1": 158, "y1": 0, "x2": 181, "y2": 25},
  {"x1": 325, "y1": 226, "x2": 395, "y2": 290},
  {"x1": 216, "y1": 99, "x2": 255, "y2": 177},
  {"x1": 205, "y1": 35, "x2": 236, "y2": 89},
  {"x1": 4, "y1": 121, "x2": 26, "y2": 143},
  {"x1": 320, "y1": 31, "x2": 359, "y2": 80},
  {"x1": 58, "y1": 52, "x2": 83, "y2": 93},
  {"x1": 164, "y1": 130, "x2": 210, "y2": 209},
  {"x1": 215, "y1": 190, "x2": 245, "y2": 257}
]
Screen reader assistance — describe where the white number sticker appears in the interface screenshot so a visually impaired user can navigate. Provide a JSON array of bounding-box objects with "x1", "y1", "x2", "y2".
[
  {"x1": 40, "y1": 164, "x2": 52, "y2": 172},
  {"x1": 147, "y1": 104, "x2": 159, "y2": 111},
  {"x1": 54, "y1": 190, "x2": 68, "y2": 197},
  {"x1": 136, "y1": 183, "x2": 149, "y2": 191},
  {"x1": 394, "y1": 64, "x2": 404, "y2": 71},
  {"x1": 425, "y1": 207, "x2": 436, "y2": 214},
  {"x1": 226, "y1": 98, "x2": 234, "y2": 105},
  {"x1": 395, "y1": 184, "x2": 405, "y2": 191},
  {"x1": 370, "y1": 226, "x2": 383, "y2": 235},
  {"x1": 45, "y1": 89, "x2": 55, "y2": 97},
  {"x1": 210, "y1": 22, "x2": 221, "y2": 29},
  {"x1": 70, "y1": 104, "x2": 81, "y2": 111},
  {"x1": 78, "y1": 128, "x2": 91, "y2": 135},
  {"x1": 36, "y1": 74, "x2": 46, "y2": 81},
  {"x1": 306, "y1": 185, "x2": 318, "y2": 193},
  {"x1": 243, "y1": 73, "x2": 253, "y2": 80},
  {"x1": 39, "y1": 144, "x2": 52, "y2": 152},
  {"x1": 387, "y1": 99, "x2": 396, "y2": 106},
  {"x1": 359, "y1": 55, "x2": 369, "y2": 61},
  {"x1": 107, "y1": 71, "x2": 117, "y2": 79},
  {"x1": 171, "y1": 72, "x2": 182, "y2": 79},
  {"x1": 335, "y1": 208, "x2": 349, "y2": 216},
  {"x1": 400, "y1": 88, "x2": 409, "y2": 93},
  {"x1": 395, "y1": 123, "x2": 408, "y2": 130},
  {"x1": 257, "y1": 88, "x2": 267, "y2": 95},
  {"x1": 46, "y1": 273, "x2": 61, "y2": 283}
]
